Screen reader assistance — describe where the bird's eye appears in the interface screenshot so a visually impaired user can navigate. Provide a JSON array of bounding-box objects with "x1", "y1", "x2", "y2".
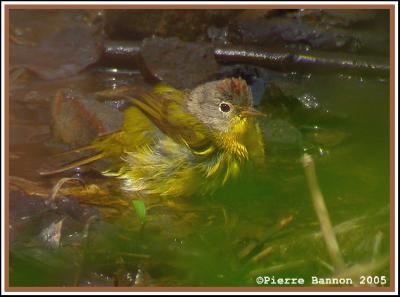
[{"x1": 219, "y1": 102, "x2": 231, "y2": 113}]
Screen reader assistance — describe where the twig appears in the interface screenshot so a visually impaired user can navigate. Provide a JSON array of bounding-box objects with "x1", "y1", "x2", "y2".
[
  {"x1": 46, "y1": 177, "x2": 85, "y2": 208},
  {"x1": 372, "y1": 230, "x2": 384, "y2": 262},
  {"x1": 333, "y1": 257, "x2": 389, "y2": 285},
  {"x1": 214, "y1": 46, "x2": 389, "y2": 77},
  {"x1": 301, "y1": 153, "x2": 346, "y2": 273}
]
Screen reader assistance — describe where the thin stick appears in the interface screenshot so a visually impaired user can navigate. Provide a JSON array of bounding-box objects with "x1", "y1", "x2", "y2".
[
  {"x1": 301, "y1": 153, "x2": 346, "y2": 273},
  {"x1": 46, "y1": 177, "x2": 85, "y2": 207}
]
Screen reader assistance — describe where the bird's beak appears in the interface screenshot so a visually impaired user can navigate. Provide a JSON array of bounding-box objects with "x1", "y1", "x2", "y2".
[{"x1": 240, "y1": 107, "x2": 266, "y2": 118}]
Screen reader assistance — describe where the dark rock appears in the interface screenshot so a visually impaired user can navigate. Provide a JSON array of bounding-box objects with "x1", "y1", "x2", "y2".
[
  {"x1": 227, "y1": 9, "x2": 389, "y2": 56},
  {"x1": 295, "y1": 9, "x2": 379, "y2": 29},
  {"x1": 264, "y1": 118, "x2": 303, "y2": 146},
  {"x1": 227, "y1": 15, "x2": 356, "y2": 51},
  {"x1": 105, "y1": 10, "x2": 241, "y2": 42},
  {"x1": 141, "y1": 37, "x2": 219, "y2": 89},
  {"x1": 10, "y1": 10, "x2": 105, "y2": 80},
  {"x1": 260, "y1": 80, "x2": 348, "y2": 127},
  {"x1": 9, "y1": 189, "x2": 99, "y2": 248}
]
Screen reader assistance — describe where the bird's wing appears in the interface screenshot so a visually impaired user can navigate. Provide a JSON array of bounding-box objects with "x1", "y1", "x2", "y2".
[
  {"x1": 128, "y1": 83, "x2": 216, "y2": 156},
  {"x1": 39, "y1": 84, "x2": 214, "y2": 176}
]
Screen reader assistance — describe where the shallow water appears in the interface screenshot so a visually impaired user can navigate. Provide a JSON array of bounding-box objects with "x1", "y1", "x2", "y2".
[{"x1": 8, "y1": 9, "x2": 391, "y2": 287}]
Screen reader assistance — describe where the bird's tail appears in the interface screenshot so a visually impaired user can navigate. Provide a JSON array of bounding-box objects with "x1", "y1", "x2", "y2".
[{"x1": 39, "y1": 147, "x2": 105, "y2": 176}]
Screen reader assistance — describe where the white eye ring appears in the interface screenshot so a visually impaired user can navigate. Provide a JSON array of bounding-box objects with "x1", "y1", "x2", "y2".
[{"x1": 219, "y1": 102, "x2": 231, "y2": 113}]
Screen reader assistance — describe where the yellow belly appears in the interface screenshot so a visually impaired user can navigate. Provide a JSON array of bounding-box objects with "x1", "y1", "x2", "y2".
[{"x1": 102, "y1": 138, "x2": 243, "y2": 198}]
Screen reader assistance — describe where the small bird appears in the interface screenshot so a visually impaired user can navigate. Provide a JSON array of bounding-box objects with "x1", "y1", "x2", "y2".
[{"x1": 41, "y1": 78, "x2": 265, "y2": 198}]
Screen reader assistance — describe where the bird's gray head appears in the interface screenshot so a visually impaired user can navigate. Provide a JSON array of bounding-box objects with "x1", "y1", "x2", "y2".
[{"x1": 186, "y1": 78, "x2": 263, "y2": 133}]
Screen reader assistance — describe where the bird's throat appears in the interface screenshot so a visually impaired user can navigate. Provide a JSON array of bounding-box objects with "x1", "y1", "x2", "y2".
[{"x1": 215, "y1": 118, "x2": 250, "y2": 161}]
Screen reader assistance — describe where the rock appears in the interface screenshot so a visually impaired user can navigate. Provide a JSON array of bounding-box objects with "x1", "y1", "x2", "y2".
[
  {"x1": 51, "y1": 89, "x2": 123, "y2": 146},
  {"x1": 227, "y1": 9, "x2": 389, "y2": 56},
  {"x1": 260, "y1": 80, "x2": 348, "y2": 127},
  {"x1": 228, "y1": 16, "x2": 358, "y2": 52},
  {"x1": 105, "y1": 10, "x2": 240, "y2": 42},
  {"x1": 264, "y1": 118, "x2": 303, "y2": 146},
  {"x1": 258, "y1": 79, "x2": 350, "y2": 160},
  {"x1": 141, "y1": 37, "x2": 219, "y2": 89},
  {"x1": 9, "y1": 188, "x2": 99, "y2": 247},
  {"x1": 10, "y1": 10, "x2": 105, "y2": 80},
  {"x1": 295, "y1": 9, "x2": 379, "y2": 28}
]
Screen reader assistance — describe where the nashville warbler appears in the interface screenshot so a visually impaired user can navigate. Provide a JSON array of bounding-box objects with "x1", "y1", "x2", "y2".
[{"x1": 41, "y1": 78, "x2": 265, "y2": 198}]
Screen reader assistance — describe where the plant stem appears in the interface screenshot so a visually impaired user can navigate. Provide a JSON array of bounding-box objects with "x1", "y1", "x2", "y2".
[{"x1": 301, "y1": 153, "x2": 346, "y2": 273}]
